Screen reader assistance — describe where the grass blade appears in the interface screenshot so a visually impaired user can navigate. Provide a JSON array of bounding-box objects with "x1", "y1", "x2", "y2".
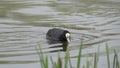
[
  {"x1": 106, "y1": 43, "x2": 110, "y2": 68},
  {"x1": 77, "y1": 42, "x2": 82, "y2": 68},
  {"x1": 94, "y1": 45, "x2": 100, "y2": 68},
  {"x1": 94, "y1": 53, "x2": 97, "y2": 68},
  {"x1": 35, "y1": 46, "x2": 44, "y2": 68},
  {"x1": 50, "y1": 57, "x2": 57, "y2": 68},
  {"x1": 64, "y1": 48, "x2": 69, "y2": 68},
  {"x1": 113, "y1": 51, "x2": 115, "y2": 68},
  {"x1": 86, "y1": 57, "x2": 89, "y2": 68},
  {"x1": 45, "y1": 56, "x2": 48, "y2": 68},
  {"x1": 57, "y1": 52, "x2": 62, "y2": 68},
  {"x1": 39, "y1": 46, "x2": 45, "y2": 68},
  {"x1": 113, "y1": 49, "x2": 119, "y2": 68},
  {"x1": 69, "y1": 55, "x2": 73, "y2": 68}
]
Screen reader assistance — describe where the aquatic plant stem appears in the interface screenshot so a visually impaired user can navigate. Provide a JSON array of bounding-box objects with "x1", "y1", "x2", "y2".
[
  {"x1": 77, "y1": 42, "x2": 82, "y2": 68},
  {"x1": 106, "y1": 43, "x2": 110, "y2": 68}
]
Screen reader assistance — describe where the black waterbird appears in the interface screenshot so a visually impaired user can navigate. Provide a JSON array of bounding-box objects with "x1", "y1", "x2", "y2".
[{"x1": 46, "y1": 28, "x2": 71, "y2": 43}]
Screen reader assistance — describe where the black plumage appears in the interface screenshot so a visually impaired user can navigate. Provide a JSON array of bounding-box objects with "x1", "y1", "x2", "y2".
[{"x1": 46, "y1": 28, "x2": 70, "y2": 42}]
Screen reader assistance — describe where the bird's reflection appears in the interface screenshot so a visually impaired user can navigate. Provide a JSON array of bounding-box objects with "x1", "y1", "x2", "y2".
[{"x1": 47, "y1": 40, "x2": 69, "y2": 52}]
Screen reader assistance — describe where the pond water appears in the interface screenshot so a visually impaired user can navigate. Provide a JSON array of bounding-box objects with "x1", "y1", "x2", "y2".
[{"x1": 0, "y1": 0, "x2": 120, "y2": 68}]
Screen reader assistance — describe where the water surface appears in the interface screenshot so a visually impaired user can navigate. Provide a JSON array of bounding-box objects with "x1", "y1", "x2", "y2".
[{"x1": 0, "y1": 0, "x2": 120, "y2": 68}]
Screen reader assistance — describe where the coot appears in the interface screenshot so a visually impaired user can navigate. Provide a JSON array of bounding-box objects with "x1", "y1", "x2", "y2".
[{"x1": 46, "y1": 28, "x2": 71, "y2": 43}]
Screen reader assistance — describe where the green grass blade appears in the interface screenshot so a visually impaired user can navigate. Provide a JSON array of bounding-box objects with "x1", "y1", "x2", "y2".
[
  {"x1": 94, "y1": 53, "x2": 97, "y2": 68},
  {"x1": 50, "y1": 57, "x2": 56, "y2": 68},
  {"x1": 39, "y1": 46, "x2": 46, "y2": 68},
  {"x1": 58, "y1": 57, "x2": 62, "y2": 68},
  {"x1": 69, "y1": 55, "x2": 73, "y2": 68},
  {"x1": 64, "y1": 48, "x2": 69, "y2": 68},
  {"x1": 94, "y1": 46, "x2": 100, "y2": 68},
  {"x1": 113, "y1": 51, "x2": 115, "y2": 68},
  {"x1": 86, "y1": 60, "x2": 89, "y2": 68},
  {"x1": 57, "y1": 52, "x2": 62, "y2": 68},
  {"x1": 86, "y1": 56, "x2": 89, "y2": 68},
  {"x1": 77, "y1": 42, "x2": 82, "y2": 68},
  {"x1": 45, "y1": 56, "x2": 48, "y2": 68},
  {"x1": 113, "y1": 49, "x2": 119, "y2": 68},
  {"x1": 35, "y1": 46, "x2": 44, "y2": 68},
  {"x1": 106, "y1": 44, "x2": 110, "y2": 68},
  {"x1": 116, "y1": 53, "x2": 119, "y2": 68},
  {"x1": 36, "y1": 45, "x2": 48, "y2": 68}
]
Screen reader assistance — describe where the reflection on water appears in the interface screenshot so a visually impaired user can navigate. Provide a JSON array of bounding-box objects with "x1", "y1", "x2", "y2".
[
  {"x1": 48, "y1": 42, "x2": 68, "y2": 52},
  {"x1": 0, "y1": 0, "x2": 120, "y2": 68}
]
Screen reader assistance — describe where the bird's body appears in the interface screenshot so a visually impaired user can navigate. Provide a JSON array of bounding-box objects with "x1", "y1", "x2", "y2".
[{"x1": 46, "y1": 28, "x2": 71, "y2": 43}]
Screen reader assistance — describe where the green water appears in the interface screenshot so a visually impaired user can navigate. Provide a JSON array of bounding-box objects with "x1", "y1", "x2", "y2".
[{"x1": 0, "y1": 0, "x2": 120, "y2": 68}]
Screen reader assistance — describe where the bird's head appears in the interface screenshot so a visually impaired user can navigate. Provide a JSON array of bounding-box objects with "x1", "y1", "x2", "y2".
[{"x1": 65, "y1": 33, "x2": 71, "y2": 43}]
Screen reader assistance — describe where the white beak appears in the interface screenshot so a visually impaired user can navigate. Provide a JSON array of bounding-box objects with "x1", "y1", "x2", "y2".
[{"x1": 67, "y1": 37, "x2": 70, "y2": 42}]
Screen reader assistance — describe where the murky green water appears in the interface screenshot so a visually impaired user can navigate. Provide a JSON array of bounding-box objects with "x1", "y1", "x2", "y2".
[{"x1": 0, "y1": 0, "x2": 120, "y2": 68}]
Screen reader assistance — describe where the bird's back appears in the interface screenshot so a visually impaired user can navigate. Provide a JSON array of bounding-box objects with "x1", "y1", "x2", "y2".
[{"x1": 46, "y1": 28, "x2": 65, "y2": 41}]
